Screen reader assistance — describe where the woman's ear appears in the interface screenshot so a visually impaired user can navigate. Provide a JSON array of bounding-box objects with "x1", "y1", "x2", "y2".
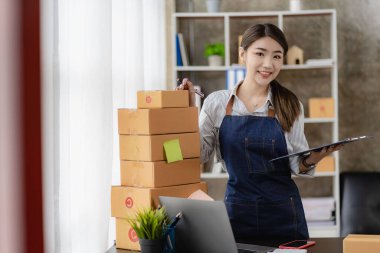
[{"x1": 239, "y1": 47, "x2": 245, "y2": 64}]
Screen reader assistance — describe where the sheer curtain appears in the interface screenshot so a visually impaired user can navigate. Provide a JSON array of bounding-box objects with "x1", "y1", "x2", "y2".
[{"x1": 41, "y1": 0, "x2": 167, "y2": 252}]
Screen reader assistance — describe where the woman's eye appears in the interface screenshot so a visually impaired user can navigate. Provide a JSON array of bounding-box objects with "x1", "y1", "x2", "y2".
[
  {"x1": 274, "y1": 55, "x2": 282, "y2": 60},
  {"x1": 255, "y1": 52, "x2": 264, "y2": 56}
]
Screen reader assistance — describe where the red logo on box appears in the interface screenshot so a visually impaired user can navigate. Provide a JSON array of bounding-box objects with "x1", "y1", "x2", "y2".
[
  {"x1": 128, "y1": 228, "x2": 139, "y2": 242},
  {"x1": 125, "y1": 197, "x2": 133, "y2": 208},
  {"x1": 146, "y1": 96, "x2": 152, "y2": 103}
]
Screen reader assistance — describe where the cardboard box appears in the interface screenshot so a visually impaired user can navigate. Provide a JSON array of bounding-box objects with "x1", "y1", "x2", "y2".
[
  {"x1": 118, "y1": 107, "x2": 198, "y2": 135},
  {"x1": 119, "y1": 132, "x2": 200, "y2": 161},
  {"x1": 316, "y1": 156, "x2": 335, "y2": 172},
  {"x1": 309, "y1": 98, "x2": 334, "y2": 118},
  {"x1": 111, "y1": 182, "x2": 207, "y2": 218},
  {"x1": 120, "y1": 158, "x2": 201, "y2": 187},
  {"x1": 137, "y1": 90, "x2": 189, "y2": 109},
  {"x1": 116, "y1": 218, "x2": 140, "y2": 251},
  {"x1": 343, "y1": 234, "x2": 380, "y2": 253}
]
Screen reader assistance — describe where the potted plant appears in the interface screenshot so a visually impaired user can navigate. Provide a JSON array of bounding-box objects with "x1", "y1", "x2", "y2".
[
  {"x1": 128, "y1": 207, "x2": 171, "y2": 253},
  {"x1": 204, "y1": 43, "x2": 224, "y2": 66}
]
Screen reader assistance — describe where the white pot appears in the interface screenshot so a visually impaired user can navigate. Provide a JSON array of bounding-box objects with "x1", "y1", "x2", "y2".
[
  {"x1": 206, "y1": 0, "x2": 220, "y2": 13},
  {"x1": 208, "y1": 55, "x2": 223, "y2": 66},
  {"x1": 289, "y1": 0, "x2": 301, "y2": 11}
]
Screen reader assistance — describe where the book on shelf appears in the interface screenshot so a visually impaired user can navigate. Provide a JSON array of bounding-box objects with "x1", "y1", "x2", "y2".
[
  {"x1": 177, "y1": 33, "x2": 189, "y2": 66},
  {"x1": 226, "y1": 65, "x2": 246, "y2": 90},
  {"x1": 176, "y1": 34, "x2": 183, "y2": 66}
]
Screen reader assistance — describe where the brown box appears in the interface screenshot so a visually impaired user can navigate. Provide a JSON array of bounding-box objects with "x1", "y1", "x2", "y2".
[
  {"x1": 118, "y1": 107, "x2": 198, "y2": 135},
  {"x1": 116, "y1": 218, "x2": 140, "y2": 251},
  {"x1": 309, "y1": 98, "x2": 334, "y2": 118},
  {"x1": 120, "y1": 158, "x2": 201, "y2": 187},
  {"x1": 343, "y1": 234, "x2": 380, "y2": 253},
  {"x1": 119, "y1": 132, "x2": 200, "y2": 161},
  {"x1": 137, "y1": 90, "x2": 189, "y2": 109},
  {"x1": 111, "y1": 182, "x2": 207, "y2": 218},
  {"x1": 316, "y1": 156, "x2": 335, "y2": 172}
]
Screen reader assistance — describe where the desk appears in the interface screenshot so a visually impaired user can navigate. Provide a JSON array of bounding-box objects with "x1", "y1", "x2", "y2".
[{"x1": 106, "y1": 237, "x2": 343, "y2": 253}]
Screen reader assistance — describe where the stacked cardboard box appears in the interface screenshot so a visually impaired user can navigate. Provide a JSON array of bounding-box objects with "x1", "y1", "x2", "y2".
[{"x1": 111, "y1": 90, "x2": 207, "y2": 250}]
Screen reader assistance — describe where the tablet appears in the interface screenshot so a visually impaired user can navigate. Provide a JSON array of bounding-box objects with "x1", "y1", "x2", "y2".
[{"x1": 269, "y1": 135, "x2": 373, "y2": 162}]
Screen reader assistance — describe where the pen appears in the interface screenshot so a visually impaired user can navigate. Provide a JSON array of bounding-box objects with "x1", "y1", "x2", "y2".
[
  {"x1": 176, "y1": 78, "x2": 205, "y2": 98},
  {"x1": 169, "y1": 211, "x2": 182, "y2": 228},
  {"x1": 166, "y1": 234, "x2": 173, "y2": 250}
]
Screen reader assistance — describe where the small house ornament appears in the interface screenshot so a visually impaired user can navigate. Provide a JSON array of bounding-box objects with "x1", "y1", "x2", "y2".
[{"x1": 287, "y1": 45, "x2": 304, "y2": 65}]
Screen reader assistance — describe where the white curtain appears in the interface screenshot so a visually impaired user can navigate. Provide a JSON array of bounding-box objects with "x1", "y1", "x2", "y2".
[
  {"x1": 41, "y1": 0, "x2": 167, "y2": 252},
  {"x1": 109, "y1": 0, "x2": 167, "y2": 247}
]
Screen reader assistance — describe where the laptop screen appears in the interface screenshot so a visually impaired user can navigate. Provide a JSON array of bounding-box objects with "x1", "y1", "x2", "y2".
[{"x1": 159, "y1": 196, "x2": 239, "y2": 253}]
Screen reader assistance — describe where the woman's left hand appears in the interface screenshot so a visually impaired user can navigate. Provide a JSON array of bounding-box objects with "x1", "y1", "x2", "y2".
[{"x1": 307, "y1": 144, "x2": 343, "y2": 165}]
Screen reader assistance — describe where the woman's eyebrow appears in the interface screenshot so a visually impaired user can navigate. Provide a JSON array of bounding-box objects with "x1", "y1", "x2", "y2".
[{"x1": 255, "y1": 47, "x2": 283, "y2": 54}]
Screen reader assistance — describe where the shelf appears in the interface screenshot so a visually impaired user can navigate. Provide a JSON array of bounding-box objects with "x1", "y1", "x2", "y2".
[
  {"x1": 174, "y1": 9, "x2": 335, "y2": 18},
  {"x1": 282, "y1": 62, "x2": 334, "y2": 70},
  {"x1": 176, "y1": 66, "x2": 228, "y2": 71},
  {"x1": 174, "y1": 9, "x2": 340, "y2": 235},
  {"x1": 176, "y1": 61, "x2": 334, "y2": 72},
  {"x1": 203, "y1": 171, "x2": 335, "y2": 179},
  {"x1": 201, "y1": 173, "x2": 229, "y2": 179},
  {"x1": 304, "y1": 118, "x2": 335, "y2": 123}
]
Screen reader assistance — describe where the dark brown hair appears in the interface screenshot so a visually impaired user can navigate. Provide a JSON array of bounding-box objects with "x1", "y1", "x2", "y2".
[{"x1": 240, "y1": 23, "x2": 301, "y2": 132}]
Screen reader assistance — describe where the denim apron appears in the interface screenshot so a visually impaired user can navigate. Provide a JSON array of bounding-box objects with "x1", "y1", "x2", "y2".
[{"x1": 219, "y1": 96, "x2": 309, "y2": 241}]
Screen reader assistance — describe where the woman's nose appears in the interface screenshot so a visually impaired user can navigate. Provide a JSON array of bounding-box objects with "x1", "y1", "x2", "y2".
[{"x1": 263, "y1": 56, "x2": 273, "y2": 67}]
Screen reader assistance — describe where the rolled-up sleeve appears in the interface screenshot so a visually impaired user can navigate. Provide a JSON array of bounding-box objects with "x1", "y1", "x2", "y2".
[
  {"x1": 199, "y1": 97, "x2": 217, "y2": 164},
  {"x1": 286, "y1": 103, "x2": 315, "y2": 177}
]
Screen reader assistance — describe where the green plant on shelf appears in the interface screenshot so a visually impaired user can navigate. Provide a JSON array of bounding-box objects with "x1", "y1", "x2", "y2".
[{"x1": 204, "y1": 43, "x2": 225, "y2": 57}]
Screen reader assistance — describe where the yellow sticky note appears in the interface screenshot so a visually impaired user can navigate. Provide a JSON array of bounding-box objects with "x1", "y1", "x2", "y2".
[{"x1": 163, "y1": 139, "x2": 183, "y2": 163}]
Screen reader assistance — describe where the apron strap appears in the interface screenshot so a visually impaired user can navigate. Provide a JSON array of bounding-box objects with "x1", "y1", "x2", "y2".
[
  {"x1": 226, "y1": 95, "x2": 235, "y2": 116},
  {"x1": 225, "y1": 94, "x2": 276, "y2": 118}
]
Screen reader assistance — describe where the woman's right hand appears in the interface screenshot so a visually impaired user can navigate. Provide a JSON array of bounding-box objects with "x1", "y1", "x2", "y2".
[{"x1": 175, "y1": 78, "x2": 196, "y2": 107}]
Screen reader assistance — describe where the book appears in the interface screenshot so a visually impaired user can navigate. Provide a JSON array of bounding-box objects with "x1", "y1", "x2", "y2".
[
  {"x1": 177, "y1": 33, "x2": 189, "y2": 66},
  {"x1": 176, "y1": 34, "x2": 183, "y2": 66},
  {"x1": 226, "y1": 65, "x2": 246, "y2": 90}
]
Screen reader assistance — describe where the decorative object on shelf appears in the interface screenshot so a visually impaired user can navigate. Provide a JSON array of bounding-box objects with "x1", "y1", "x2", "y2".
[
  {"x1": 127, "y1": 207, "x2": 171, "y2": 253},
  {"x1": 238, "y1": 35, "x2": 244, "y2": 65},
  {"x1": 286, "y1": 45, "x2": 304, "y2": 65},
  {"x1": 289, "y1": 0, "x2": 302, "y2": 12},
  {"x1": 204, "y1": 42, "x2": 224, "y2": 66},
  {"x1": 308, "y1": 97, "x2": 334, "y2": 118},
  {"x1": 205, "y1": 0, "x2": 220, "y2": 13}
]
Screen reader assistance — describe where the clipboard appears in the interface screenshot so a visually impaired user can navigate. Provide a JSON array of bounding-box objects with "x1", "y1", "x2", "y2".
[{"x1": 269, "y1": 135, "x2": 373, "y2": 162}]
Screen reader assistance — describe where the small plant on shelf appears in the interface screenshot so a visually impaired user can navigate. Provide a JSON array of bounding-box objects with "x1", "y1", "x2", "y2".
[{"x1": 204, "y1": 43, "x2": 224, "y2": 66}]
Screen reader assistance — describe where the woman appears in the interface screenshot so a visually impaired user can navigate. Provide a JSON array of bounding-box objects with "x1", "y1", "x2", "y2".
[{"x1": 177, "y1": 23, "x2": 341, "y2": 241}]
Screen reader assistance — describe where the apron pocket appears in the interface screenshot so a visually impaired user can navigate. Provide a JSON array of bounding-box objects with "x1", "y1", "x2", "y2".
[
  {"x1": 245, "y1": 138, "x2": 276, "y2": 174},
  {"x1": 257, "y1": 197, "x2": 298, "y2": 240},
  {"x1": 225, "y1": 199, "x2": 259, "y2": 240}
]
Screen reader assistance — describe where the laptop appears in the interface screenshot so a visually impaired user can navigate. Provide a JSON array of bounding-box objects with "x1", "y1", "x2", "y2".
[{"x1": 159, "y1": 196, "x2": 277, "y2": 253}]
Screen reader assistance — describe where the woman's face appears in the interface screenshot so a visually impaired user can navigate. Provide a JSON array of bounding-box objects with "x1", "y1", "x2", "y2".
[{"x1": 240, "y1": 36, "x2": 284, "y2": 87}]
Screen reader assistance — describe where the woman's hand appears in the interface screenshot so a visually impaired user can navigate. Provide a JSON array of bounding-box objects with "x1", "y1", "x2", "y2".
[
  {"x1": 309, "y1": 145, "x2": 343, "y2": 164},
  {"x1": 175, "y1": 78, "x2": 196, "y2": 107},
  {"x1": 300, "y1": 144, "x2": 343, "y2": 173}
]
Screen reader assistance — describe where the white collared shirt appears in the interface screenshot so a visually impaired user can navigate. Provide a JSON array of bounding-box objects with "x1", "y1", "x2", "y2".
[{"x1": 199, "y1": 82, "x2": 314, "y2": 176}]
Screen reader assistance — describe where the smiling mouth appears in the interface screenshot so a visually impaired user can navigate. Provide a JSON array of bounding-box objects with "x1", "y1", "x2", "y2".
[{"x1": 258, "y1": 71, "x2": 272, "y2": 78}]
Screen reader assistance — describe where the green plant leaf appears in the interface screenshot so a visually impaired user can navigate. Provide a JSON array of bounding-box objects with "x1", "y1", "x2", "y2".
[
  {"x1": 126, "y1": 207, "x2": 170, "y2": 240},
  {"x1": 204, "y1": 43, "x2": 225, "y2": 57}
]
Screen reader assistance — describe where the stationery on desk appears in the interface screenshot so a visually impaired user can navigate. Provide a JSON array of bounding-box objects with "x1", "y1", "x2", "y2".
[{"x1": 269, "y1": 135, "x2": 373, "y2": 162}]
